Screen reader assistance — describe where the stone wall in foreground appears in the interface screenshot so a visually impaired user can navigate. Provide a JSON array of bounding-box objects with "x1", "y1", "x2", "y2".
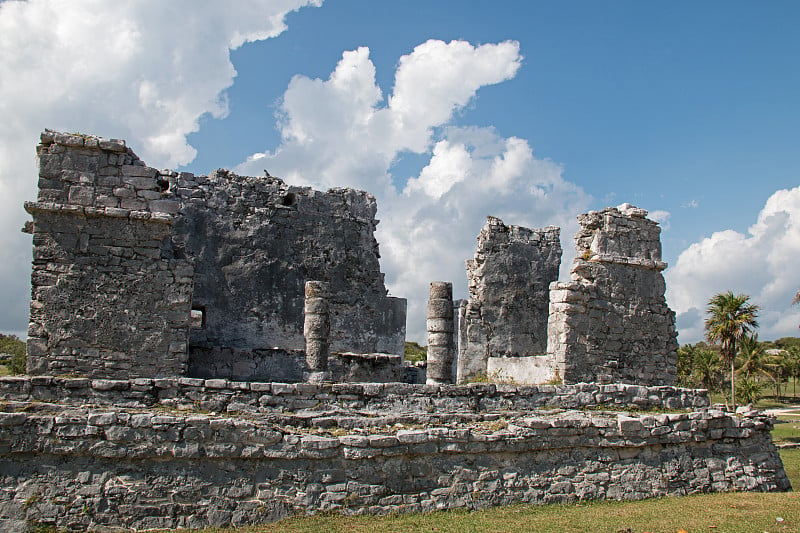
[{"x1": 0, "y1": 401, "x2": 789, "y2": 531}]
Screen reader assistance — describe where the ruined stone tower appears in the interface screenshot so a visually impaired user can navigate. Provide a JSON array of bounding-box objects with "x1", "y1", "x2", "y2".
[
  {"x1": 24, "y1": 130, "x2": 406, "y2": 380},
  {"x1": 457, "y1": 217, "x2": 562, "y2": 383},
  {"x1": 546, "y1": 204, "x2": 678, "y2": 385}
]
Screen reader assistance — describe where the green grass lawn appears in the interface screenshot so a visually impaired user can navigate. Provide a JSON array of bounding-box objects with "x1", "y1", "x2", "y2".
[
  {"x1": 773, "y1": 416, "x2": 800, "y2": 446},
  {"x1": 708, "y1": 389, "x2": 800, "y2": 409},
  {"x1": 783, "y1": 449, "x2": 799, "y2": 487},
  {"x1": 186, "y1": 491, "x2": 800, "y2": 533}
]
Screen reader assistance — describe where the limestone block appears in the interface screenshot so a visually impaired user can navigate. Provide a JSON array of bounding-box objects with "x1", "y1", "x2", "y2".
[
  {"x1": 148, "y1": 200, "x2": 179, "y2": 214},
  {"x1": 426, "y1": 318, "x2": 454, "y2": 333},
  {"x1": 427, "y1": 299, "x2": 454, "y2": 318}
]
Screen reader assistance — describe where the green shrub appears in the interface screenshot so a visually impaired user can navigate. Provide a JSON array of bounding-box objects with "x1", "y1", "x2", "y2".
[
  {"x1": 735, "y1": 376, "x2": 763, "y2": 405},
  {"x1": 0, "y1": 334, "x2": 26, "y2": 375},
  {"x1": 404, "y1": 341, "x2": 426, "y2": 363}
]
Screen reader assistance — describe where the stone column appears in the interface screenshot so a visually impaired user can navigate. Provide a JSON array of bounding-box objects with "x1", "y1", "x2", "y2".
[
  {"x1": 426, "y1": 281, "x2": 455, "y2": 384},
  {"x1": 304, "y1": 280, "x2": 331, "y2": 383}
]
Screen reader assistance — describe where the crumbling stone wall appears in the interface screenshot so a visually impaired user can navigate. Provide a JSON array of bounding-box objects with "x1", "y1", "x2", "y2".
[
  {"x1": 0, "y1": 377, "x2": 713, "y2": 413},
  {"x1": 457, "y1": 217, "x2": 561, "y2": 383},
  {"x1": 186, "y1": 348, "x2": 404, "y2": 384},
  {"x1": 169, "y1": 169, "x2": 406, "y2": 363},
  {"x1": 24, "y1": 130, "x2": 406, "y2": 381},
  {"x1": 547, "y1": 204, "x2": 678, "y2": 385},
  {"x1": 24, "y1": 131, "x2": 193, "y2": 378}
]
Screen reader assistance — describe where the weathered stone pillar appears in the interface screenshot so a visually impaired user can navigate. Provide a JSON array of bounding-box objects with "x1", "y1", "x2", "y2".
[
  {"x1": 304, "y1": 281, "x2": 331, "y2": 383},
  {"x1": 426, "y1": 281, "x2": 455, "y2": 384}
]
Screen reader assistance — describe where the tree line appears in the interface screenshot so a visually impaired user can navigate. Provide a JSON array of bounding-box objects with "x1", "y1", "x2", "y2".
[{"x1": 677, "y1": 290, "x2": 800, "y2": 407}]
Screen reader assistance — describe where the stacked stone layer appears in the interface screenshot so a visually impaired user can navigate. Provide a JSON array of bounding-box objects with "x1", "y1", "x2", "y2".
[
  {"x1": 304, "y1": 281, "x2": 331, "y2": 378},
  {"x1": 186, "y1": 348, "x2": 405, "y2": 384},
  {"x1": 547, "y1": 205, "x2": 678, "y2": 385},
  {"x1": 0, "y1": 377, "x2": 712, "y2": 413},
  {"x1": 426, "y1": 282, "x2": 455, "y2": 384}
]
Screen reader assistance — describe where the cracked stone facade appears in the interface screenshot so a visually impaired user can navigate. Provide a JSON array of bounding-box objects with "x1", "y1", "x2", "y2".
[
  {"x1": 457, "y1": 217, "x2": 561, "y2": 383},
  {"x1": 546, "y1": 204, "x2": 678, "y2": 385},
  {"x1": 170, "y1": 170, "x2": 406, "y2": 362},
  {"x1": 24, "y1": 130, "x2": 406, "y2": 380}
]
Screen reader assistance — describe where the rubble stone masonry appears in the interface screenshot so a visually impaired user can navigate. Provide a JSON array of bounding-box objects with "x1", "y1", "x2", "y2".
[
  {"x1": 547, "y1": 204, "x2": 678, "y2": 385},
  {"x1": 457, "y1": 217, "x2": 561, "y2": 382},
  {"x1": 23, "y1": 130, "x2": 406, "y2": 380},
  {"x1": 24, "y1": 131, "x2": 193, "y2": 378},
  {"x1": 170, "y1": 169, "x2": 406, "y2": 360},
  {"x1": 0, "y1": 377, "x2": 790, "y2": 531}
]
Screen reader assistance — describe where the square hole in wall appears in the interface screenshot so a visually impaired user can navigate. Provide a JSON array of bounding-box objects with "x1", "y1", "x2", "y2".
[{"x1": 190, "y1": 306, "x2": 205, "y2": 328}]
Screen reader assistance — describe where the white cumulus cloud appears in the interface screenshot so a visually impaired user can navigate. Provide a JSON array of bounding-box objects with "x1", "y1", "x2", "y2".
[
  {"x1": 667, "y1": 186, "x2": 800, "y2": 343},
  {"x1": 236, "y1": 41, "x2": 591, "y2": 342},
  {"x1": 0, "y1": 0, "x2": 322, "y2": 336}
]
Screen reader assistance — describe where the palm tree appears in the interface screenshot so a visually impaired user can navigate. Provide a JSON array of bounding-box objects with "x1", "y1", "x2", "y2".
[
  {"x1": 677, "y1": 344, "x2": 697, "y2": 386},
  {"x1": 761, "y1": 349, "x2": 788, "y2": 402},
  {"x1": 692, "y1": 347, "x2": 721, "y2": 391},
  {"x1": 737, "y1": 333, "x2": 765, "y2": 379},
  {"x1": 795, "y1": 290, "x2": 800, "y2": 329},
  {"x1": 704, "y1": 291, "x2": 759, "y2": 410},
  {"x1": 786, "y1": 346, "x2": 800, "y2": 399}
]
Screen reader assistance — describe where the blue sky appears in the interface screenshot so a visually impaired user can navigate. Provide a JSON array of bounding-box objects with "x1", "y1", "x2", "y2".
[
  {"x1": 185, "y1": 0, "x2": 800, "y2": 257},
  {"x1": 1, "y1": 0, "x2": 798, "y2": 344}
]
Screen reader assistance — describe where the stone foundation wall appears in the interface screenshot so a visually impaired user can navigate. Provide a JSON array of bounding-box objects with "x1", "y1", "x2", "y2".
[
  {"x1": 0, "y1": 377, "x2": 711, "y2": 414},
  {"x1": 547, "y1": 205, "x2": 678, "y2": 385},
  {"x1": 458, "y1": 217, "x2": 561, "y2": 383},
  {"x1": 0, "y1": 401, "x2": 788, "y2": 531},
  {"x1": 186, "y1": 348, "x2": 404, "y2": 384},
  {"x1": 24, "y1": 131, "x2": 193, "y2": 378}
]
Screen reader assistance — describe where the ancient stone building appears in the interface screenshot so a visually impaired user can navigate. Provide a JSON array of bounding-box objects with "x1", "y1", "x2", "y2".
[
  {"x1": 457, "y1": 217, "x2": 561, "y2": 383},
  {"x1": 8, "y1": 132, "x2": 791, "y2": 532},
  {"x1": 24, "y1": 131, "x2": 406, "y2": 380},
  {"x1": 546, "y1": 204, "x2": 678, "y2": 385}
]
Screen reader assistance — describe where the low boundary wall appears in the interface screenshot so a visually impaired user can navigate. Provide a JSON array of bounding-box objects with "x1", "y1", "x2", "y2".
[{"x1": 0, "y1": 378, "x2": 790, "y2": 531}]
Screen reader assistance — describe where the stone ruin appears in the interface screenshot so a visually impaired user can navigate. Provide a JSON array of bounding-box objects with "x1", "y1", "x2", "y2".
[
  {"x1": 21, "y1": 130, "x2": 678, "y2": 388},
  {"x1": 456, "y1": 217, "x2": 562, "y2": 383},
  {"x1": 23, "y1": 130, "x2": 406, "y2": 382},
  {"x1": 448, "y1": 206, "x2": 677, "y2": 387},
  {"x1": 0, "y1": 130, "x2": 789, "y2": 531},
  {"x1": 547, "y1": 204, "x2": 678, "y2": 385}
]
